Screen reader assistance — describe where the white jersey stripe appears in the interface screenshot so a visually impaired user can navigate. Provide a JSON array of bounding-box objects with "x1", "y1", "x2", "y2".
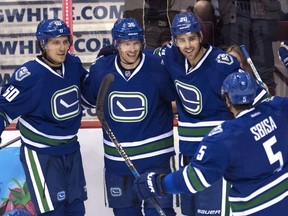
[
  {"x1": 24, "y1": 146, "x2": 54, "y2": 213},
  {"x1": 104, "y1": 147, "x2": 175, "y2": 161},
  {"x1": 104, "y1": 130, "x2": 173, "y2": 147},
  {"x1": 178, "y1": 120, "x2": 224, "y2": 127},
  {"x1": 183, "y1": 166, "x2": 197, "y2": 194},
  {"x1": 194, "y1": 167, "x2": 211, "y2": 188},
  {"x1": 229, "y1": 173, "x2": 288, "y2": 202}
]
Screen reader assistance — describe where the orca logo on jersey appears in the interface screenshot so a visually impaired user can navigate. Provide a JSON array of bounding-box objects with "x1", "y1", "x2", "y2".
[
  {"x1": 57, "y1": 191, "x2": 66, "y2": 201},
  {"x1": 110, "y1": 187, "x2": 122, "y2": 197},
  {"x1": 216, "y1": 53, "x2": 234, "y2": 65},
  {"x1": 15, "y1": 67, "x2": 31, "y2": 81},
  {"x1": 108, "y1": 91, "x2": 148, "y2": 122},
  {"x1": 175, "y1": 80, "x2": 202, "y2": 115},
  {"x1": 51, "y1": 85, "x2": 81, "y2": 120}
]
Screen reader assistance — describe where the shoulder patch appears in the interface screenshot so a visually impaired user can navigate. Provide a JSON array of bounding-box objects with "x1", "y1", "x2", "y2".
[
  {"x1": 216, "y1": 53, "x2": 234, "y2": 65},
  {"x1": 208, "y1": 124, "x2": 223, "y2": 136},
  {"x1": 15, "y1": 67, "x2": 31, "y2": 81}
]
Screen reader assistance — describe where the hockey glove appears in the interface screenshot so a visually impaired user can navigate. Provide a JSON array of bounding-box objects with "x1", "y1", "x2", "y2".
[
  {"x1": 133, "y1": 172, "x2": 165, "y2": 200},
  {"x1": 278, "y1": 41, "x2": 288, "y2": 69}
]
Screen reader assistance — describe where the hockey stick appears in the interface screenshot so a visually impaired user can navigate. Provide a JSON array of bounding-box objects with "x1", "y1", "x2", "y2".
[
  {"x1": 0, "y1": 136, "x2": 21, "y2": 150},
  {"x1": 240, "y1": 45, "x2": 270, "y2": 93},
  {"x1": 95, "y1": 73, "x2": 166, "y2": 216}
]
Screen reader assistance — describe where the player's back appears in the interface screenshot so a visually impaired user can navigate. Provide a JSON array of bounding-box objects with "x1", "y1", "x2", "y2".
[{"x1": 222, "y1": 96, "x2": 288, "y2": 215}]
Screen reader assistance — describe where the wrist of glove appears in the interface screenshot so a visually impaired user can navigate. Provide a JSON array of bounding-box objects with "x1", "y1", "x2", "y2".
[
  {"x1": 278, "y1": 41, "x2": 288, "y2": 69},
  {"x1": 133, "y1": 172, "x2": 166, "y2": 200}
]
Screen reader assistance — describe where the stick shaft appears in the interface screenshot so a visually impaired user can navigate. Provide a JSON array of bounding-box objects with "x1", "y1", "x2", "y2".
[
  {"x1": 240, "y1": 45, "x2": 270, "y2": 93},
  {"x1": 0, "y1": 136, "x2": 21, "y2": 149},
  {"x1": 240, "y1": 45, "x2": 262, "y2": 81}
]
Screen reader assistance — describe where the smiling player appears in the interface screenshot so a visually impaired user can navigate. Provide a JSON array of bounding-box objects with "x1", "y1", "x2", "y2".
[
  {"x1": 0, "y1": 18, "x2": 88, "y2": 215},
  {"x1": 82, "y1": 17, "x2": 177, "y2": 216}
]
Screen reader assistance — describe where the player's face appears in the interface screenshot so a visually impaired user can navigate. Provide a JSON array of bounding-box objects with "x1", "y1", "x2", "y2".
[
  {"x1": 44, "y1": 36, "x2": 70, "y2": 65},
  {"x1": 175, "y1": 32, "x2": 202, "y2": 62},
  {"x1": 117, "y1": 40, "x2": 141, "y2": 66}
]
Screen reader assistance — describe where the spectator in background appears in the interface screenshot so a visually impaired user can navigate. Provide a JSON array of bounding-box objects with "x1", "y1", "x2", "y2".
[
  {"x1": 218, "y1": 0, "x2": 282, "y2": 96},
  {"x1": 192, "y1": 1, "x2": 216, "y2": 23},
  {"x1": 123, "y1": 0, "x2": 192, "y2": 49},
  {"x1": 188, "y1": 0, "x2": 222, "y2": 46},
  {"x1": 226, "y1": 44, "x2": 253, "y2": 75},
  {"x1": 278, "y1": 0, "x2": 288, "y2": 21}
]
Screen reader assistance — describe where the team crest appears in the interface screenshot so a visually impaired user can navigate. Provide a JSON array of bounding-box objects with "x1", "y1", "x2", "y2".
[
  {"x1": 51, "y1": 85, "x2": 80, "y2": 120},
  {"x1": 110, "y1": 187, "x2": 122, "y2": 197},
  {"x1": 15, "y1": 67, "x2": 31, "y2": 81},
  {"x1": 108, "y1": 91, "x2": 148, "y2": 122},
  {"x1": 216, "y1": 54, "x2": 234, "y2": 65},
  {"x1": 57, "y1": 191, "x2": 66, "y2": 201},
  {"x1": 175, "y1": 80, "x2": 202, "y2": 115}
]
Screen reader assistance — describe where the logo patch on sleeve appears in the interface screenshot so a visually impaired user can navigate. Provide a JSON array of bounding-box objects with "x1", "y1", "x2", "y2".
[
  {"x1": 216, "y1": 54, "x2": 234, "y2": 65},
  {"x1": 15, "y1": 67, "x2": 31, "y2": 81}
]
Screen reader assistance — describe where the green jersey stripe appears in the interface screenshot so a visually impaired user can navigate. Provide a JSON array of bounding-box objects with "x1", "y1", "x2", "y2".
[{"x1": 104, "y1": 136, "x2": 173, "y2": 157}]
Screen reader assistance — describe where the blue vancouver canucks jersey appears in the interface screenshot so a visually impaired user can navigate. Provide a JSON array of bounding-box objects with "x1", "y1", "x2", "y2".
[
  {"x1": 160, "y1": 43, "x2": 241, "y2": 156},
  {"x1": 82, "y1": 53, "x2": 176, "y2": 175},
  {"x1": 164, "y1": 96, "x2": 288, "y2": 215},
  {"x1": 0, "y1": 54, "x2": 87, "y2": 155}
]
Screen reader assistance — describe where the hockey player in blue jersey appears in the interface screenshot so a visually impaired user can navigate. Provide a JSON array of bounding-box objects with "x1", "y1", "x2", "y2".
[
  {"x1": 82, "y1": 18, "x2": 177, "y2": 215},
  {"x1": 134, "y1": 70, "x2": 288, "y2": 216},
  {"x1": 278, "y1": 40, "x2": 288, "y2": 69},
  {"x1": 156, "y1": 11, "x2": 246, "y2": 216},
  {"x1": 0, "y1": 19, "x2": 88, "y2": 215}
]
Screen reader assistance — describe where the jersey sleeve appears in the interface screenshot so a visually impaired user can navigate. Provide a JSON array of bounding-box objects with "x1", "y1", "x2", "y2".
[
  {"x1": 0, "y1": 63, "x2": 42, "y2": 133},
  {"x1": 150, "y1": 55, "x2": 177, "y2": 102},
  {"x1": 81, "y1": 58, "x2": 103, "y2": 108},
  {"x1": 162, "y1": 123, "x2": 231, "y2": 195}
]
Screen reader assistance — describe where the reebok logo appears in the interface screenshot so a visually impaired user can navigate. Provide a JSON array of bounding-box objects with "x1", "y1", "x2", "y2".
[{"x1": 147, "y1": 172, "x2": 155, "y2": 193}]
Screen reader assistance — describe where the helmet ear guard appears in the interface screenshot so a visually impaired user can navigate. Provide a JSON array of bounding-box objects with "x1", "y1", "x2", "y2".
[
  {"x1": 36, "y1": 18, "x2": 72, "y2": 49},
  {"x1": 221, "y1": 70, "x2": 258, "y2": 105}
]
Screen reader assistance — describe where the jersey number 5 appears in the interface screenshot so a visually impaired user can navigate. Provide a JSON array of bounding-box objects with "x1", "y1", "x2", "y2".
[
  {"x1": 263, "y1": 136, "x2": 284, "y2": 172},
  {"x1": 196, "y1": 145, "x2": 207, "y2": 161}
]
